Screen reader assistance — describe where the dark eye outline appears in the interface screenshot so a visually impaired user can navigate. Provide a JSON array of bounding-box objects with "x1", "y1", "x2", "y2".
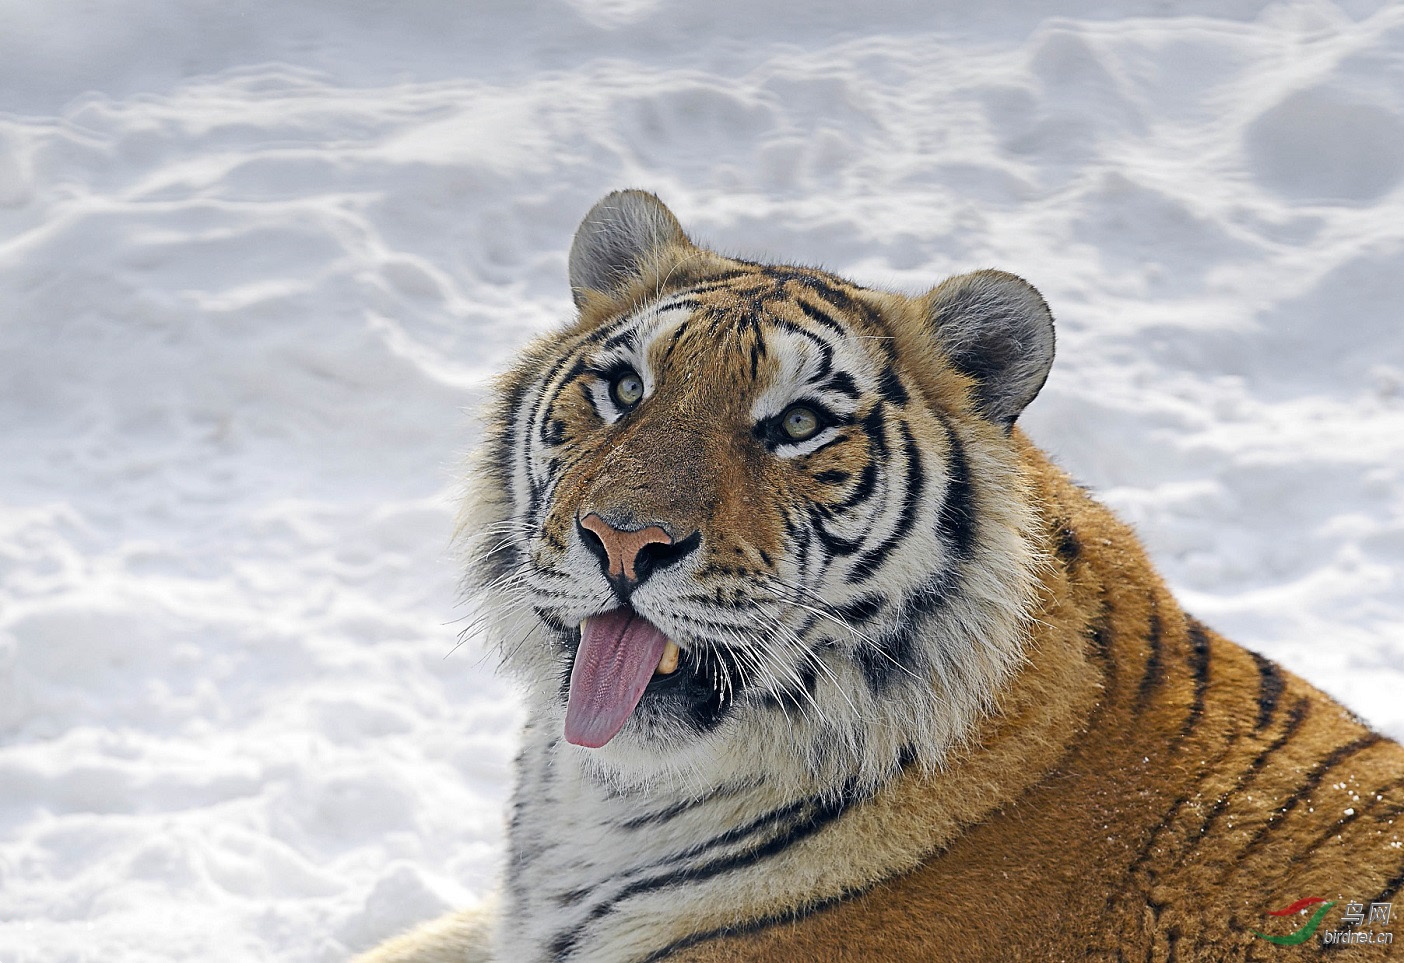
[
  {"x1": 608, "y1": 367, "x2": 645, "y2": 410},
  {"x1": 755, "y1": 400, "x2": 842, "y2": 450}
]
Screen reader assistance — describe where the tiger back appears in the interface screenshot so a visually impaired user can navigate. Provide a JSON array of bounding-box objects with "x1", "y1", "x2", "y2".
[{"x1": 357, "y1": 191, "x2": 1404, "y2": 963}]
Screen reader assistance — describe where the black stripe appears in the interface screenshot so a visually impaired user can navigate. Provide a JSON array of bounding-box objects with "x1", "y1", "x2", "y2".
[
  {"x1": 1187, "y1": 696, "x2": 1312, "y2": 848},
  {"x1": 575, "y1": 318, "x2": 626, "y2": 349},
  {"x1": 748, "y1": 328, "x2": 768, "y2": 380},
  {"x1": 846, "y1": 422, "x2": 925, "y2": 583},
  {"x1": 681, "y1": 269, "x2": 754, "y2": 293},
  {"x1": 793, "y1": 297, "x2": 851, "y2": 341},
  {"x1": 809, "y1": 509, "x2": 865, "y2": 556},
  {"x1": 788, "y1": 512, "x2": 812, "y2": 581},
  {"x1": 1088, "y1": 611, "x2": 1114, "y2": 671},
  {"x1": 1077, "y1": 587, "x2": 1118, "y2": 720},
  {"x1": 600, "y1": 326, "x2": 636, "y2": 351},
  {"x1": 1275, "y1": 731, "x2": 1383, "y2": 816},
  {"x1": 1232, "y1": 731, "x2": 1383, "y2": 866},
  {"x1": 1135, "y1": 597, "x2": 1164, "y2": 712},
  {"x1": 854, "y1": 568, "x2": 955, "y2": 694},
  {"x1": 1126, "y1": 696, "x2": 1310, "y2": 881},
  {"x1": 1371, "y1": 853, "x2": 1404, "y2": 905},
  {"x1": 1373, "y1": 798, "x2": 1404, "y2": 826},
  {"x1": 1171, "y1": 619, "x2": 1212, "y2": 749},
  {"x1": 1250, "y1": 695, "x2": 1311, "y2": 772},
  {"x1": 583, "y1": 291, "x2": 691, "y2": 348},
  {"x1": 934, "y1": 417, "x2": 977, "y2": 560},
  {"x1": 767, "y1": 314, "x2": 837, "y2": 373},
  {"x1": 532, "y1": 606, "x2": 571, "y2": 632},
  {"x1": 602, "y1": 792, "x2": 813, "y2": 882},
  {"x1": 766, "y1": 268, "x2": 850, "y2": 294},
  {"x1": 489, "y1": 368, "x2": 536, "y2": 482},
  {"x1": 853, "y1": 624, "x2": 920, "y2": 695},
  {"x1": 875, "y1": 367, "x2": 908, "y2": 405},
  {"x1": 756, "y1": 657, "x2": 820, "y2": 714},
  {"x1": 524, "y1": 350, "x2": 596, "y2": 515},
  {"x1": 617, "y1": 788, "x2": 856, "y2": 896},
  {"x1": 543, "y1": 418, "x2": 567, "y2": 446},
  {"x1": 526, "y1": 462, "x2": 561, "y2": 531},
  {"x1": 658, "y1": 315, "x2": 693, "y2": 369},
  {"x1": 858, "y1": 406, "x2": 891, "y2": 460},
  {"x1": 549, "y1": 786, "x2": 864, "y2": 959},
  {"x1": 535, "y1": 329, "x2": 602, "y2": 409},
  {"x1": 639, "y1": 886, "x2": 859, "y2": 962},
  {"x1": 537, "y1": 357, "x2": 590, "y2": 443},
  {"x1": 505, "y1": 824, "x2": 533, "y2": 911},
  {"x1": 525, "y1": 477, "x2": 546, "y2": 527},
  {"x1": 1293, "y1": 774, "x2": 1404, "y2": 864},
  {"x1": 1248, "y1": 650, "x2": 1285, "y2": 732},
  {"x1": 824, "y1": 371, "x2": 861, "y2": 398},
  {"x1": 1054, "y1": 522, "x2": 1081, "y2": 569},
  {"x1": 599, "y1": 298, "x2": 699, "y2": 353},
  {"x1": 617, "y1": 780, "x2": 756, "y2": 832},
  {"x1": 783, "y1": 272, "x2": 884, "y2": 329},
  {"x1": 828, "y1": 460, "x2": 877, "y2": 513},
  {"x1": 833, "y1": 594, "x2": 884, "y2": 625},
  {"x1": 516, "y1": 734, "x2": 562, "y2": 873},
  {"x1": 476, "y1": 539, "x2": 521, "y2": 584}
]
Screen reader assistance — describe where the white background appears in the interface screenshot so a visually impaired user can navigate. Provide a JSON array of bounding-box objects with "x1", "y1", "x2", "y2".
[{"x1": 1, "y1": 1, "x2": 1401, "y2": 959}]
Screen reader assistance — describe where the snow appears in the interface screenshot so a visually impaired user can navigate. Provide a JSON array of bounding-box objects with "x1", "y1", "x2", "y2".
[{"x1": 1, "y1": 1, "x2": 1402, "y2": 960}]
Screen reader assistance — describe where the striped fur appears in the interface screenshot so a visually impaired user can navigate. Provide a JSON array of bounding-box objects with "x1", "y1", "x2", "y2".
[{"x1": 357, "y1": 193, "x2": 1403, "y2": 963}]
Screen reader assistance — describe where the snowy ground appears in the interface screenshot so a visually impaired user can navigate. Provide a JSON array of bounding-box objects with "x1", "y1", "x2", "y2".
[{"x1": 1, "y1": 2, "x2": 1402, "y2": 960}]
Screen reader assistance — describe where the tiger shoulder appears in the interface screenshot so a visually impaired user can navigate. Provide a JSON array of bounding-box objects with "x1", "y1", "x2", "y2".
[{"x1": 357, "y1": 190, "x2": 1404, "y2": 963}]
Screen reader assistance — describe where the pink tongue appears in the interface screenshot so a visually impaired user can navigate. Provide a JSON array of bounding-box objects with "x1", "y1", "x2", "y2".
[{"x1": 564, "y1": 608, "x2": 669, "y2": 748}]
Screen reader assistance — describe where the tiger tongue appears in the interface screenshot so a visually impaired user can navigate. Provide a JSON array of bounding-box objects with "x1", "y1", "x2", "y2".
[{"x1": 564, "y1": 608, "x2": 669, "y2": 748}]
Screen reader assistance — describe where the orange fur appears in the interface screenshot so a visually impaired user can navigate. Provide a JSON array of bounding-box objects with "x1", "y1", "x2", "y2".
[{"x1": 666, "y1": 448, "x2": 1404, "y2": 961}]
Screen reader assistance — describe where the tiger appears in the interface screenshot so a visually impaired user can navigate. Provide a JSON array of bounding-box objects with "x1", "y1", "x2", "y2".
[{"x1": 356, "y1": 190, "x2": 1404, "y2": 962}]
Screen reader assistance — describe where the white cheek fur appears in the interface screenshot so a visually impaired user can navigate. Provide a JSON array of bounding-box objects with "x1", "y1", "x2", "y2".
[{"x1": 585, "y1": 378, "x2": 628, "y2": 424}]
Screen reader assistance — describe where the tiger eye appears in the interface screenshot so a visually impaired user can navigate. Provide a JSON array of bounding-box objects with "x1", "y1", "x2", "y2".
[
  {"x1": 611, "y1": 370, "x2": 644, "y2": 408},
  {"x1": 781, "y1": 405, "x2": 820, "y2": 441}
]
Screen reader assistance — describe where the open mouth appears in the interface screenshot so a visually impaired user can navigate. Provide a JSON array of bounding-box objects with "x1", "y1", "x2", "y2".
[{"x1": 563, "y1": 606, "x2": 683, "y2": 748}]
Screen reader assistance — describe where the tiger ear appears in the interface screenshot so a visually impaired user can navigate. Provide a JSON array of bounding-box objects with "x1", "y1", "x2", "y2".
[
  {"x1": 568, "y1": 191, "x2": 692, "y2": 308},
  {"x1": 922, "y1": 270, "x2": 1055, "y2": 429}
]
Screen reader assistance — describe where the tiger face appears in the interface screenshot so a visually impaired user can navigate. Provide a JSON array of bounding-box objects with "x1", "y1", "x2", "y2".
[{"x1": 467, "y1": 191, "x2": 1056, "y2": 792}]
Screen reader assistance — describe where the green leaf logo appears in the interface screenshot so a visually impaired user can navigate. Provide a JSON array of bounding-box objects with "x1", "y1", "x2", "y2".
[{"x1": 1251, "y1": 899, "x2": 1337, "y2": 946}]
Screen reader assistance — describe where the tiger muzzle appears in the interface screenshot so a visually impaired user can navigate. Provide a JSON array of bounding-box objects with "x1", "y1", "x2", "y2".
[{"x1": 577, "y1": 512, "x2": 701, "y2": 599}]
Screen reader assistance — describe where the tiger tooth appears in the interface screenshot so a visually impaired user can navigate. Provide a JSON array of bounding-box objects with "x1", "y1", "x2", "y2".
[{"x1": 657, "y1": 638, "x2": 680, "y2": 675}]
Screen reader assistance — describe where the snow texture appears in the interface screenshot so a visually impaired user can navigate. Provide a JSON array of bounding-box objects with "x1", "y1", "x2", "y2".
[{"x1": 1, "y1": 1, "x2": 1402, "y2": 960}]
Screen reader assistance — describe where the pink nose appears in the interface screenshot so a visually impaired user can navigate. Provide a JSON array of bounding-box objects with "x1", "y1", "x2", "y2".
[{"x1": 578, "y1": 513, "x2": 674, "y2": 583}]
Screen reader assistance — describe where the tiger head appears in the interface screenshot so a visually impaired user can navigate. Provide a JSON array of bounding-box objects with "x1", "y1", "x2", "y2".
[{"x1": 465, "y1": 191, "x2": 1056, "y2": 794}]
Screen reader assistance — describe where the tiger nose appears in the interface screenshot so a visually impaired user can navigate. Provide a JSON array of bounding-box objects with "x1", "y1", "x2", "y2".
[{"x1": 577, "y1": 513, "x2": 698, "y2": 589}]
